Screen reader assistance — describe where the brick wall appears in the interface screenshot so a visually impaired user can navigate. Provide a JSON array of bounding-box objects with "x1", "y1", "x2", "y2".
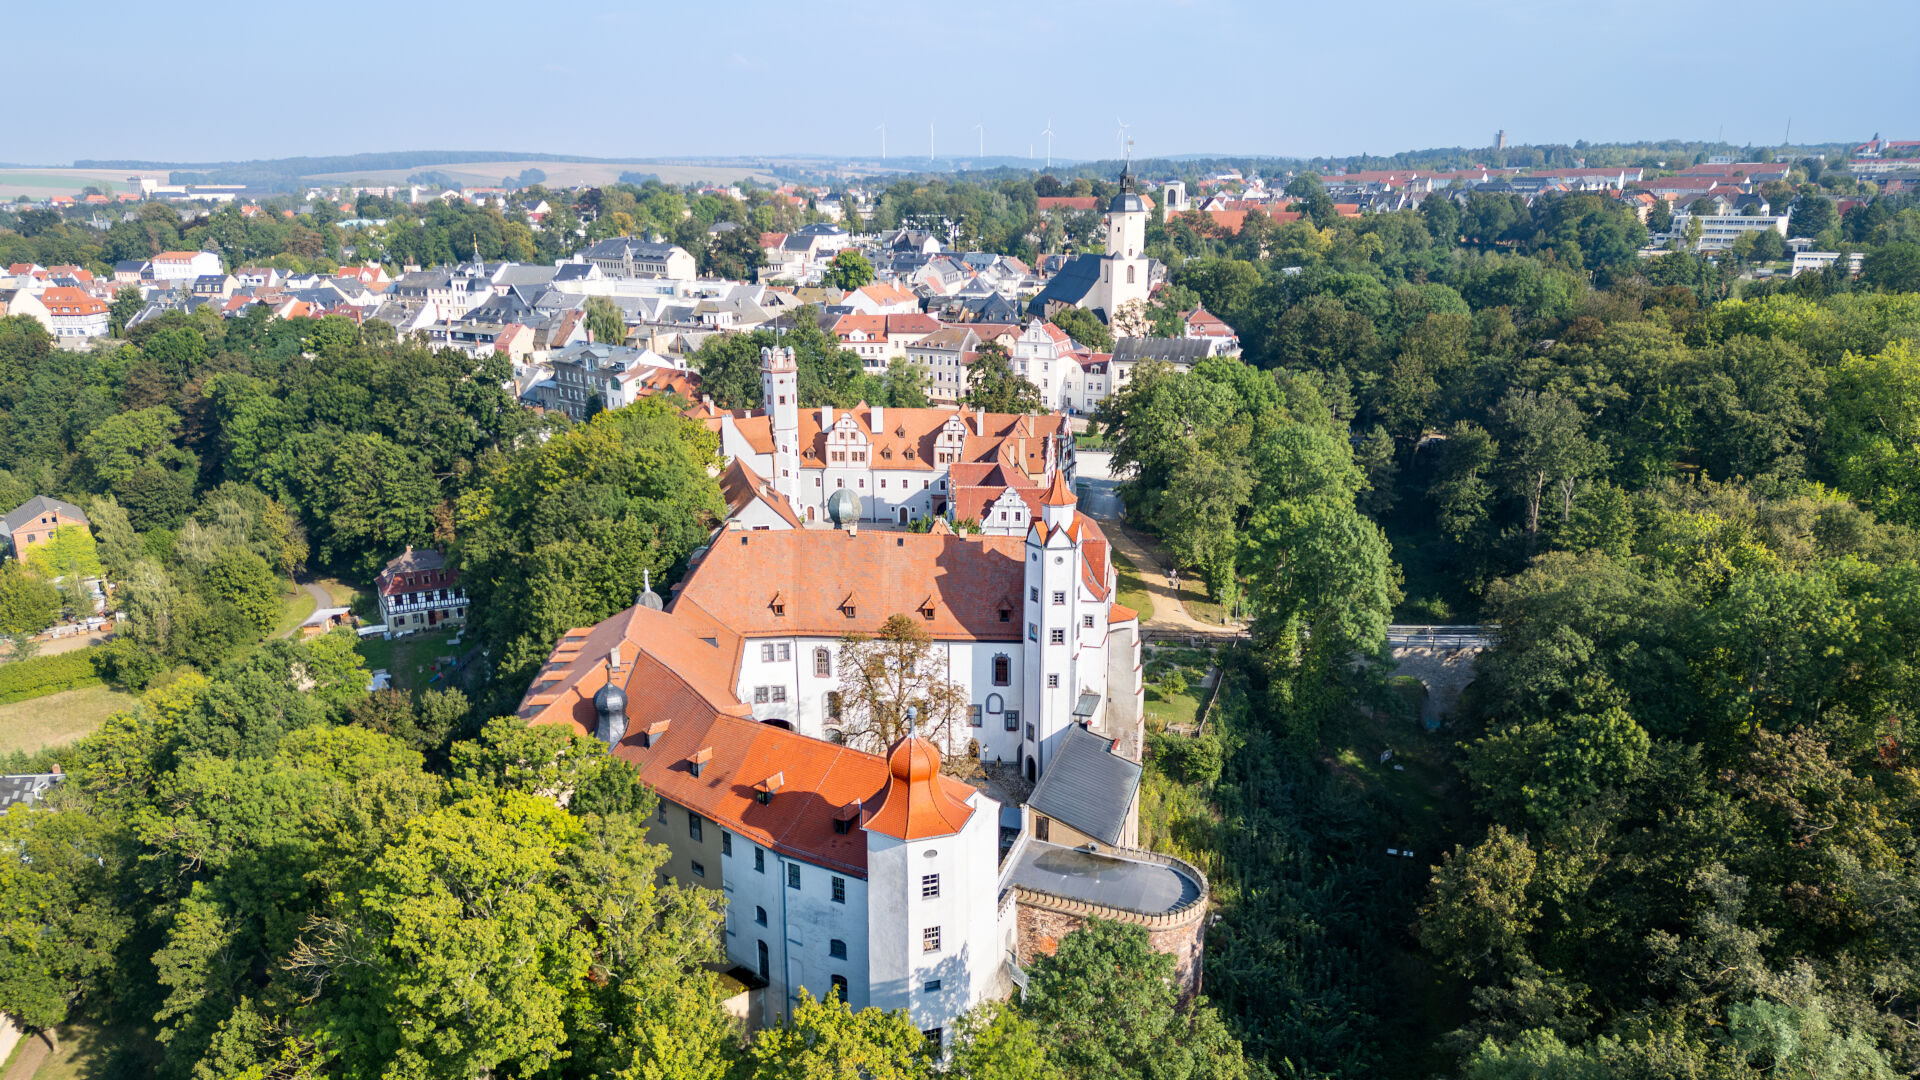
[{"x1": 1015, "y1": 896, "x2": 1207, "y2": 998}]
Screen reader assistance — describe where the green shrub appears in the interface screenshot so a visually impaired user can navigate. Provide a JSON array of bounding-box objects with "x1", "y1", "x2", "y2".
[
  {"x1": 0, "y1": 647, "x2": 105, "y2": 704},
  {"x1": 1151, "y1": 730, "x2": 1224, "y2": 785}
]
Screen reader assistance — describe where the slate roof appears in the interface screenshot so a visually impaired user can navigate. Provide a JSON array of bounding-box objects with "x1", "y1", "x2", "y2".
[
  {"x1": 0, "y1": 774, "x2": 61, "y2": 810},
  {"x1": 1111, "y1": 337, "x2": 1213, "y2": 365},
  {"x1": 1025, "y1": 254, "x2": 1103, "y2": 318},
  {"x1": 4, "y1": 496, "x2": 89, "y2": 533},
  {"x1": 1024, "y1": 723, "x2": 1141, "y2": 846}
]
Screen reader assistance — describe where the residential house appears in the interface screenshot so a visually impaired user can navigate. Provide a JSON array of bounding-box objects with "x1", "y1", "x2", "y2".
[
  {"x1": 38, "y1": 287, "x2": 110, "y2": 340},
  {"x1": 149, "y1": 250, "x2": 222, "y2": 281},
  {"x1": 905, "y1": 325, "x2": 979, "y2": 405},
  {"x1": 375, "y1": 547, "x2": 468, "y2": 635},
  {"x1": 4, "y1": 496, "x2": 90, "y2": 562},
  {"x1": 0, "y1": 289, "x2": 52, "y2": 335}
]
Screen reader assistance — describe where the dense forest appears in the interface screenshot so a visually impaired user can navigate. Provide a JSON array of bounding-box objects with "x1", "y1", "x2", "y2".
[{"x1": 1096, "y1": 161, "x2": 1920, "y2": 1080}]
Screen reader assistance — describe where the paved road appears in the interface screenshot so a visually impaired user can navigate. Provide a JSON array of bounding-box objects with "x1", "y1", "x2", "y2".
[{"x1": 280, "y1": 578, "x2": 335, "y2": 638}]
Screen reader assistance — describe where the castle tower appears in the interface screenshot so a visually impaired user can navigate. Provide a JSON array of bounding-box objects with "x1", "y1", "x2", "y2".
[
  {"x1": 1023, "y1": 482, "x2": 1085, "y2": 783},
  {"x1": 761, "y1": 346, "x2": 800, "y2": 497},
  {"x1": 862, "y1": 737, "x2": 1001, "y2": 1036}
]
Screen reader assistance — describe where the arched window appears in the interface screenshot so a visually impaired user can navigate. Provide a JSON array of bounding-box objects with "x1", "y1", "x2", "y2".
[
  {"x1": 992, "y1": 656, "x2": 1010, "y2": 686},
  {"x1": 985, "y1": 693, "x2": 1004, "y2": 714},
  {"x1": 1126, "y1": 264, "x2": 1136, "y2": 284},
  {"x1": 814, "y1": 647, "x2": 832, "y2": 678},
  {"x1": 826, "y1": 691, "x2": 843, "y2": 722}
]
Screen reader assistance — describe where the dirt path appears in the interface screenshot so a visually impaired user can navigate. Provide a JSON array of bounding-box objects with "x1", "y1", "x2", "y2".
[
  {"x1": 1, "y1": 1031, "x2": 51, "y2": 1080},
  {"x1": 1102, "y1": 517, "x2": 1228, "y2": 634}
]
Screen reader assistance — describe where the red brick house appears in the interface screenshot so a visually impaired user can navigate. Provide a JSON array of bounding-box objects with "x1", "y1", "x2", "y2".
[{"x1": 4, "y1": 497, "x2": 90, "y2": 562}]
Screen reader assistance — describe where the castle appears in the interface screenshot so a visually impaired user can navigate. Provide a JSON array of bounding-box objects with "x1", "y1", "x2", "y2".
[{"x1": 518, "y1": 380, "x2": 1210, "y2": 1035}]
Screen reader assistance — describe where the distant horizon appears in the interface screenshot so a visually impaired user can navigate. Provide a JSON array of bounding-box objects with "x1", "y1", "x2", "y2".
[{"x1": 8, "y1": 0, "x2": 1913, "y2": 165}]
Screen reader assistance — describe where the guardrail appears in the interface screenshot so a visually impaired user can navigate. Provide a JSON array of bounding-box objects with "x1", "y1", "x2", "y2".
[{"x1": 1385, "y1": 624, "x2": 1499, "y2": 648}]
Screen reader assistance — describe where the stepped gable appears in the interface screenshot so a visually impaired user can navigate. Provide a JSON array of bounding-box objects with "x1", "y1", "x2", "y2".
[{"x1": 724, "y1": 406, "x2": 1067, "y2": 476}]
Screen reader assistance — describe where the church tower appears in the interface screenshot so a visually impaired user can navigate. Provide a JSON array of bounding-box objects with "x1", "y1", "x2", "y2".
[
  {"x1": 1103, "y1": 166, "x2": 1150, "y2": 315},
  {"x1": 760, "y1": 347, "x2": 800, "y2": 498}
]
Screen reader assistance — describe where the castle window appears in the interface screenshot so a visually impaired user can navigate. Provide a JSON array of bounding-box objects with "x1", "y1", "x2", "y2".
[
  {"x1": 1048, "y1": 674, "x2": 1060, "y2": 688},
  {"x1": 970, "y1": 705, "x2": 982, "y2": 727},
  {"x1": 1083, "y1": 615, "x2": 1095, "y2": 629},
  {"x1": 761, "y1": 643, "x2": 775, "y2": 662},
  {"x1": 691, "y1": 861, "x2": 705, "y2": 877},
  {"x1": 1029, "y1": 587, "x2": 1038, "y2": 602},
  {"x1": 1127, "y1": 265, "x2": 1136, "y2": 284},
  {"x1": 756, "y1": 906, "x2": 767, "y2": 925},
  {"x1": 778, "y1": 643, "x2": 791, "y2": 661},
  {"x1": 923, "y1": 980, "x2": 942, "y2": 993},
  {"x1": 814, "y1": 648, "x2": 832, "y2": 677},
  {"x1": 923, "y1": 1029, "x2": 943, "y2": 1053},
  {"x1": 771, "y1": 686, "x2": 787, "y2": 703},
  {"x1": 829, "y1": 938, "x2": 847, "y2": 958},
  {"x1": 827, "y1": 691, "x2": 843, "y2": 721},
  {"x1": 788, "y1": 863, "x2": 801, "y2": 890},
  {"x1": 722, "y1": 832, "x2": 733, "y2": 856},
  {"x1": 1052, "y1": 591, "x2": 1065, "y2": 605},
  {"x1": 992, "y1": 657, "x2": 1010, "y2": 686},
  {"x1": 754, "y1": 687, "x2": 770, "y2": 704},
  {"x1": 922, "y1": 926, "x2": 942, "y2": 953},
  {"x1": 832, "y1": 974, "x2": 849, "y2": 999},
  {"x1": 921, "y1": 874, "x2": 940, "y2": 899},
  {"x1": 755, "y1": 848, "x2": 766, "y2": 873},
  {"x1": 1050, "y1": 628, "x2": 1065, "y2": 645},
  {"x1": 688, "y1": 812, "x2": 703, "y2": 841},
  {"x1": 999, "y1": 609, "x2": 1011, "y2": 622},
  {"x1": 832, "y1": 876, "x2": 846, "y2": 904},
  {"x1": 758, "y1": 941, "x2": 770, "y2": 981}
]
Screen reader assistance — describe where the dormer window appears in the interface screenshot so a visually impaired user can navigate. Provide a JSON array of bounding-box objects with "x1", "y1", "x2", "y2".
[
  {"x1": 755, "y1": 772, "x2": 784, "y2": 804},
  {"x1": 688, "y1": 747, "x2": 712, "y2": 778}
]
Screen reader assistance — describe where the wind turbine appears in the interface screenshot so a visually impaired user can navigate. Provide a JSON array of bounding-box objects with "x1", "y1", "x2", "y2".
[
  {"x1": 930, "y1": 121, "x2": 935, "y2": 163},
  {"x1": 974, "y1": 123, "x2": 984, "y2": 160},
  {"x1": 875, "y1": 123, "x2": 886, "y2": 160},
  {"x1": 1116, "y1": 117, "x2": 1131, "y2": 161},
  {"x1": 1041, "y1": 119, "x2": 1055, "y2": 169}
]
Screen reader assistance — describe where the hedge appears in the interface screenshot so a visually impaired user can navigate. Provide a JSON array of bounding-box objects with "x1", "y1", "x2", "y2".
[{"x1": 0, "y1": 648, "x2": 104, "y2": 705}]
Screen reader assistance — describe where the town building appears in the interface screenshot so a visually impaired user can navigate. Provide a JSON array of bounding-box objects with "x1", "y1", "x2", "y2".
[
  {"x1": 524, "y1": 342, "x2": 699, "y2": 421},
  {"x1": 582, "y1": 237, "x2": 698, "y2": 281},
  {"x1": 149, "y1": 250, "x2": 223, "y2": 281},
  {"x1": 374, "y1": 547, "x2": 468, "y2": 634},
  {"x1": 1654, "y1": 211, "x2": 1792, "y2": 253},
  {"x1": 4, "y1": 497, "x2": 90, "y2": 562},
  {"x1": 36, "y1": 288, "x2": 109, "y2": 341}
]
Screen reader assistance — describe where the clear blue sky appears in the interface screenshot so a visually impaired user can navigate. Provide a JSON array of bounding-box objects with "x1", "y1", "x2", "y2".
[{"x1": 11, "y1": 0, "x2": 1916, "y2": 164}]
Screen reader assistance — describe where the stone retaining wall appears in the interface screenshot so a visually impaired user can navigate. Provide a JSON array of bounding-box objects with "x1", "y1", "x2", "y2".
[{"x1": 1012, "y1": 848, "x2": 1210, "y2": 997}]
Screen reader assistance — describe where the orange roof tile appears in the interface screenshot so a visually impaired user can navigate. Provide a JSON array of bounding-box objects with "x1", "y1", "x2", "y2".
[{"x1": 862, "y1": 737, "x2": 976, "y2": 841}]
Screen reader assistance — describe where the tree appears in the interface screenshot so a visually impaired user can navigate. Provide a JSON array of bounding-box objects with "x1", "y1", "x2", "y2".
[
  {"x1": 586, "y1": 295, "x2": 629, "y2": 346},
  {"x1": 0, "y1": 561, "x2": 59, "y2": 634},
  {"x1": 747, "y1": 989, "x2": 926, "y2": 1080},
  {"x1": 1429, "y1": 421, "x2": 1500, "y2": 545},
  {"x1": 1788, "y1": 194, "x2": 1837, "y2": 239},
  {"x1": 198, "y1": 547, "x2": 281, "y2": 639},
  {"x1": 1417, "y1": 825, "x2": 1539, "y2": 980},
  {"x1": 109, "y1": 286, "x2": 143, "y2": 336},
  {"x1": 821, "y1": 249, "x2": 875, "y2": 292},
  {"x1": 1496, "y1": 389, "x2": 1604, "y2": 548},
  {"x1": 1822, "y1": 340, "x2": 1920, "y2": 525},
  {"x1": 690, "y1": 331, "x2": 767, "y2": 410},
  {"x1": 1022, "y1": 918, "x2": 1250, "y2": 1080},
  {"x1": 0, "y1": 809, "x2": 138, "y2": 1033},
  {"x1": 948, "y1": 1001, "x2": 1064, "y2": 1080},
  {"x1": 704, "y1": 226, "x2": 764, "y2": 281},
  {"x1": 834, "y1": 614, "x2": 972, "y2": 756},
  {"x1": 964, "y1": 343, "x2": 1042, "y2": 413},
  {"x1": 1050, "y1": 305, "x2": 1113, "y2": 351},
  {"x1": 882, "y1": 358, "x2": 929, "y2": 408},
  {"x1": 1861, "y1": 241, "x2": 1920, "y2": 293},
  {"x1": 24, "y1": 525, "x2": 101, "y2": 583}
]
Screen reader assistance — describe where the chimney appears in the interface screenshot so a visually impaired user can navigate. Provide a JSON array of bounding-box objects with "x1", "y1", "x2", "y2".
[
  {"x1": 821, "y1": 405, "x2": 834, "y2": 429},
  {"x1": 974, "y1": 408, "x2": 986, "y2": 436},
  {"x1": 608, "y1": 644, "x2": 621, "y2": 673}
]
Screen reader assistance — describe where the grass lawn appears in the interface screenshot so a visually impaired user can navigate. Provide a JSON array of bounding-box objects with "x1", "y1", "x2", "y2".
[
  {"x1": 271, "y1": 580, "x2": 318, "y2": 638},
  {"x1": 1144, "y1": 685, "x2": 1205, "y2": 732},
  {"x1": 28, "y1": 1020, "x2": 162, "y2": 1080},
  {"x1": 0, "y1": 685, "x2": 135, "y2": 755},
  {"x1": 1176, "y1": 582, "x2": 1234, "y2": 625},
  {"x1": 1108, "y1": 548, "x2": 1155, "y2": 622},
  {"x1": 356, "y1": 627, "x2": 462, "y2": 692},
  {"x1": 314, "y1": 576, "x2": 370, "y2": 615}
]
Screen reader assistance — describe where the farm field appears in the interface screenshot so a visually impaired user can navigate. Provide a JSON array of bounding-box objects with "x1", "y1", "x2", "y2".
[
  {"x1": 304, "y1": 159, "x2": 778, "y2": 189},
  {"x1": 0, "y1": 167, "x2": 167, "y2": 199}
]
